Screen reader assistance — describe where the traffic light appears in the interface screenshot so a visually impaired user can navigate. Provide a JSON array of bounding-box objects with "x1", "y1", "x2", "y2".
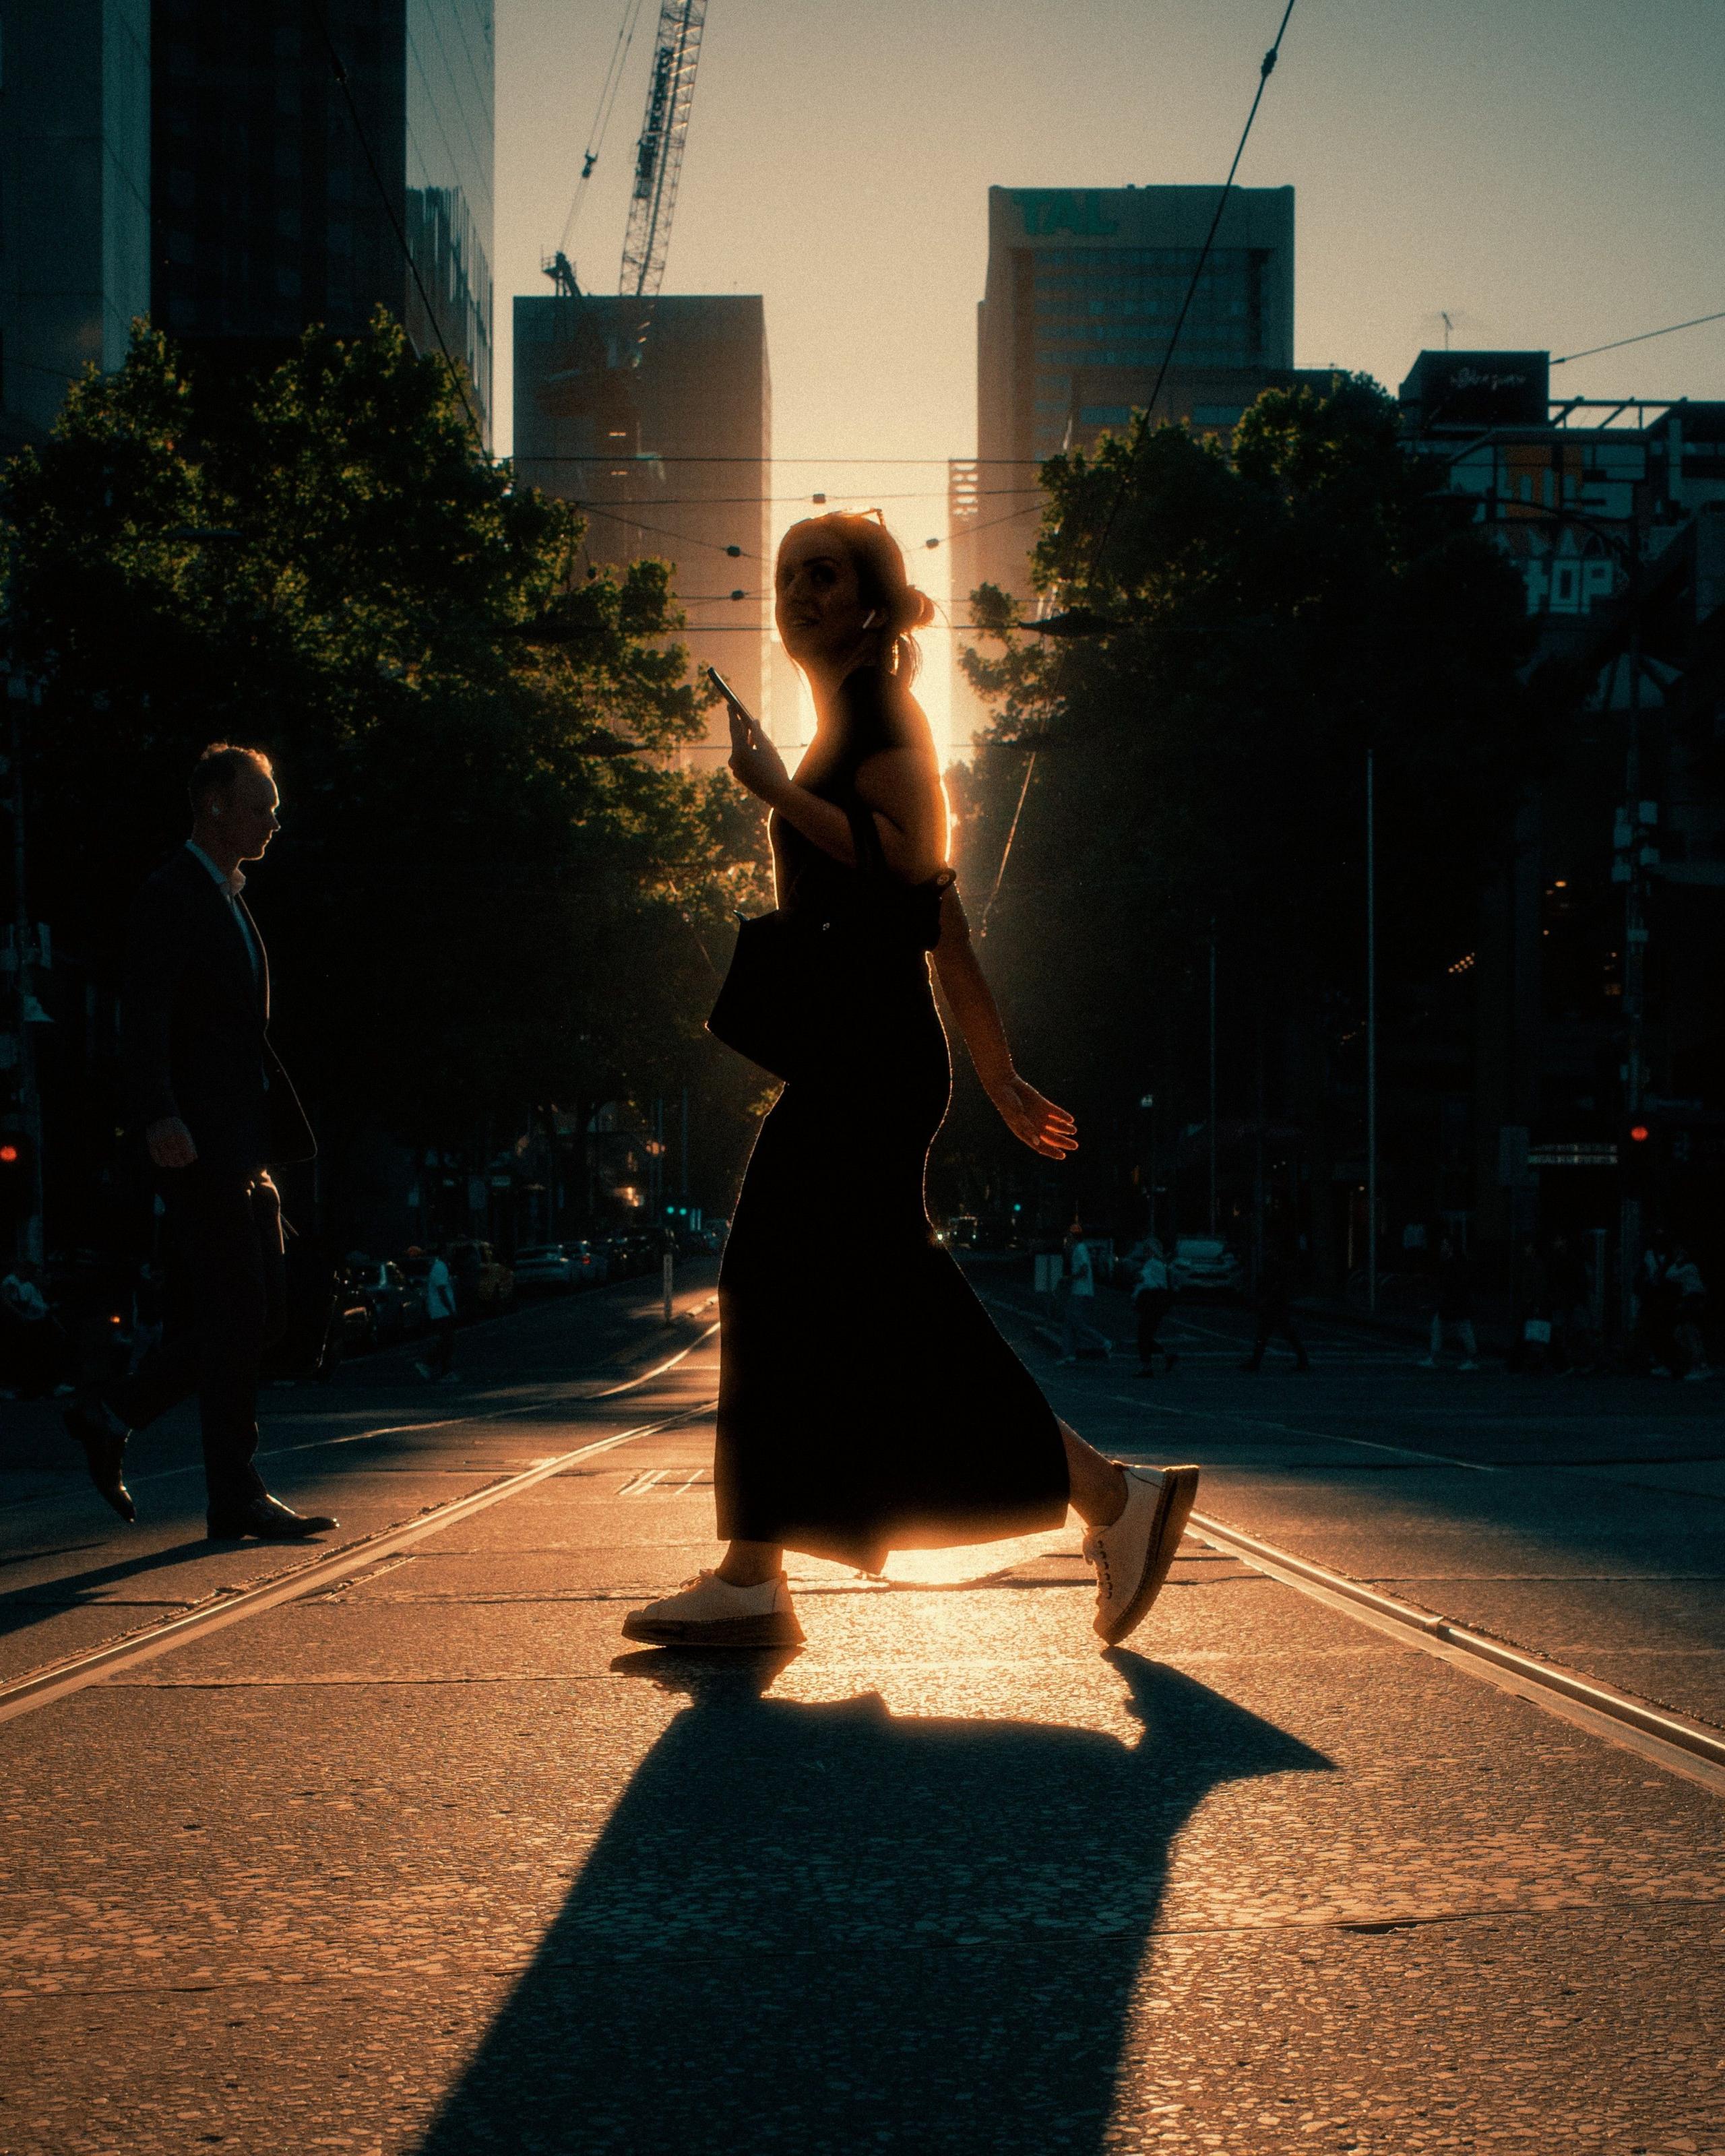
[
  {"x1": 1623, "y1": 1116, "x2": 1655, "y2": 1195},
  {"x1": 0, "y1": 1133, "x2": 33, "y2": 1229}
]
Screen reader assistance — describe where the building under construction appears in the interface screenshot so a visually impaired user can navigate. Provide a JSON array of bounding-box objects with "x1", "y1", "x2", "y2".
[{"x1": 513, "y1": 291, "x2": 774, "y2": 763}]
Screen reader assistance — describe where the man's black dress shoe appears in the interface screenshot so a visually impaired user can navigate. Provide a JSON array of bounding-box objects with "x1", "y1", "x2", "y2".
[
  {"x1": 63, "y1": 1402, "x2": 136, "y2": 1524},
  {"x1": 207, "y1": 1493, "x2": 338, "y2": 1541}
]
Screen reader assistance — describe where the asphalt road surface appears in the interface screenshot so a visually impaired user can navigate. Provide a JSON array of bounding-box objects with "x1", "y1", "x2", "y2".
[{"x1": 1, "y1": 1263, "x2": 1722, "y2": 2155}]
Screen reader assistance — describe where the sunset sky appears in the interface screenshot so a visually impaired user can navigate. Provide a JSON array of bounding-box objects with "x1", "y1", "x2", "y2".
[{"x1": 495, "y1": 0, "x2": 1725, "y2": 751}]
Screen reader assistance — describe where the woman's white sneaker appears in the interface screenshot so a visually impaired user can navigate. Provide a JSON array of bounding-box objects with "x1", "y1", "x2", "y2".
[
  {"x1": 621, "y1": 1568, "x2": 805, "y2": 1648},
  {"x1": 1082, "y1": 1464, "x2": 1201, "y2": 1646}
]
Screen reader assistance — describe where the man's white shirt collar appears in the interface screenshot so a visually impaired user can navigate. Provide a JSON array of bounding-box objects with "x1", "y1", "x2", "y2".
[{"x1": 185, "y1": 839, "x2": 247, "y2": 898}]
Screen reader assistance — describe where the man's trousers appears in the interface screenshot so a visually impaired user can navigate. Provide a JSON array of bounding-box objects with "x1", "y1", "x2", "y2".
[{"x1": 105, "y1": 1168, "x2": 285, "y2": 1509}]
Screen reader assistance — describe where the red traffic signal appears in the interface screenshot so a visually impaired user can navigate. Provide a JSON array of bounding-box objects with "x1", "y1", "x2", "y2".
[
  {"x1": 0, "y1": 1143, "x2": 15, "y2": 1165},
  {"x1": 1629, "y1": 1123, "x2": 1651, "y2": 1144}
]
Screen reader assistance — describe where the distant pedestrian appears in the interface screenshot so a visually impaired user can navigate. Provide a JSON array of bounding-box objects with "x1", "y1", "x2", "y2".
[
  {"x1": 1131, "y1": 1238, "x2": 1179, "y2": 1378},
  {"x1": 1639, "y1": 1242, "x2": 1680, "y2": 1376},
  {"x1": 1546, "y1": 1233, "x2": 1595, "y2": 1374},
  {"x1": 0, "y1": 1261, "x2": 69, "y2": 1399},
  {"x1": 127, "y1": 1261, "x2": 165, "y2": 1378},
  {"x1": 1418, "y1": 1237, "x2": 1478, "y2": 1370},
  {"x1": 1055, "y1": 1220, "x2": 1112, "y2": 1364},
  {"x1": 1509, "y1": 1238, "x2": 1552, "y2": 1373},
  {"x1": 414, "y1": 1247, "x2": 460, "y2": 1384},
  {"x1": 1242, "y1": 1240, "x2": 1309, "y2": 1372},
  {"x1": 1667, "y1": 1246, "x2": 1712, "y2": 1382}
]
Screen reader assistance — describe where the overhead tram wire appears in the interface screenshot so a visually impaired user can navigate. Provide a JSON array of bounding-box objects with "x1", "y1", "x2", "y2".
[
  {"x1": 1079, "y1": 0, "x2": 1299, "y2": 596},
  {"x1": 557, "y1": 0, "x2": 652, "y2": 259},
  {"x1": 962, "y1": 4, "x2": 1302, "y2": 934},
  {"x1": 1552, "y1": 306, "x2": 1725, "y2": 367},
  {"x1": 301, "y1": 0, "x2": 487, "y2": 453}
]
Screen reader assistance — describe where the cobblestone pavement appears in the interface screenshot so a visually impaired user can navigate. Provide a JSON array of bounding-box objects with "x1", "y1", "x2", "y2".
[{"x1": 1, "y1": 1267, "x2": 1722, "y2": 2154}]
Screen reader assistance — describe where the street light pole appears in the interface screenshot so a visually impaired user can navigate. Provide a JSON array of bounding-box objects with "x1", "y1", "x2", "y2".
[
  {"x1": 1207, "y1": 924, "x2": 1218, "y2": 1238},
  {"x1": 1620, "y1": 635, "x2": 1646, "y2": 1339},
  {"x1": 1366, "y1": 748, "x2": 1377, "y2": 1317},
  {"x1": 5, "y1": 675, "x2": 45, "y2": 1265}
]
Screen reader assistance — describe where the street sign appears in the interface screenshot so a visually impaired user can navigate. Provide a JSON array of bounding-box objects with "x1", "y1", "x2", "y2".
[{"x1": 1526, "y1": 1143, "x2": 1619, "y2": 1168}]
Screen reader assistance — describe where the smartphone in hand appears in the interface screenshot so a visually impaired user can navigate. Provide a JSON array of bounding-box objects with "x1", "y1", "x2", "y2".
[{"x1": 704, "y1": 662, "x2": 755, "y2": 724}]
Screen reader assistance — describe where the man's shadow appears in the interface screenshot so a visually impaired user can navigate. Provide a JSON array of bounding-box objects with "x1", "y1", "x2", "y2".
[
  {"x1": 0, "y1": 1539, "x2": 214, "y2": 1645},
  {"x1": 419, "y1": 1647, "x2": 1331, "y2": 2154}
]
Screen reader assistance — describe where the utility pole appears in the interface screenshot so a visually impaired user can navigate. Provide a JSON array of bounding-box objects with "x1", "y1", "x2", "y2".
[
  {"x1": 1619, "y1": 634, "x2": 1648, "y2": 1339},
  {"x1": 1366, "y1": 749, "x2": 1377, "y2": 1316},
  {"x1": 1208, "y1": 924, "x2": 1218, "y2": 1239},
  {"x1": 5, "y1": 669, "x2": 45, "y2": 1265}
]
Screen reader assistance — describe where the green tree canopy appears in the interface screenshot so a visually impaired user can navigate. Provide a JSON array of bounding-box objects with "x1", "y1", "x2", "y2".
[
  {"x1": 951, "y1": 376, "x2": 1537, "y2": 1265},
  {"x1": 4, "y1": 317, "x2": 765, "y2": 1146}
]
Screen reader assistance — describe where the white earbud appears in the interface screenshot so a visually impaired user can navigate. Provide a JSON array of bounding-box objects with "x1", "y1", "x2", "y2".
[{"x1": 860, "y1": 609, "x2": 879, "y2": 630}]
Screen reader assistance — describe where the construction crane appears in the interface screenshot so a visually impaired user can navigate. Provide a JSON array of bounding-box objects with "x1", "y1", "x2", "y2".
[
  {"x1": 535, "y1": 0, "x2": 707, "y2": 453},
  {"x1": 542, "y1": 0, "x2": 707, "y2": 323},
  {"x1": 619, "y1": 0, "x2": 708, "y2": 303}
]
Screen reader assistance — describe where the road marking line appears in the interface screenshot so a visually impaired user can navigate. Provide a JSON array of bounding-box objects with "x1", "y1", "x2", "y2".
[
  {"x1": 1100, "y1": 1393, "x2": 1500, "y2": 1472},
  {"x1": 0, "y1": 1400, "x2": 715, "y2": 1729},
  {"x1": 1187, "y1": 1509, "x2": 1725, "y2": 1798},
  {"x1": 11, "y1": 1318, "x2": 726, "y2": 1511}
]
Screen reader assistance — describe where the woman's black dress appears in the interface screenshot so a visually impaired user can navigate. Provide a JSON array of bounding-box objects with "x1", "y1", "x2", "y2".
[{"x1": 715, "y1": 668, "x2": 1069, "y2": 1574}]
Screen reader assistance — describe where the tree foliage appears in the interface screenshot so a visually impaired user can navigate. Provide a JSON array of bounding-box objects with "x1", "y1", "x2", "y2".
[
  {"x1": 4, "y1": 318, "x2": 767, "y2": 1145},
  {"x1": 952, "y1": 376, "x2": 1538, "y2": 1253}
]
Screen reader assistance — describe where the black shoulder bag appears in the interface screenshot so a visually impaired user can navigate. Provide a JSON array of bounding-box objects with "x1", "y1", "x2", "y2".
[{"x1": 707, "y1": 805, "x2": 949, "y2": 1082}]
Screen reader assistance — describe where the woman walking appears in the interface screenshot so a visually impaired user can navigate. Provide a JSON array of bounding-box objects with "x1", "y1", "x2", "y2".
[{"x1": 623, "y1": 513, "x2": 1197, "y2": 1651}]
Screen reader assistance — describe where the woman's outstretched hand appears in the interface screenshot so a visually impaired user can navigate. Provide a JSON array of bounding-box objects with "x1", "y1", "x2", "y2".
[
  {"x1": 988, "y1": 1073, "x2": 1078, "y2": 1160},
  {"x1": 726, "y1": 702, "x2": 790, "y2": 804}
]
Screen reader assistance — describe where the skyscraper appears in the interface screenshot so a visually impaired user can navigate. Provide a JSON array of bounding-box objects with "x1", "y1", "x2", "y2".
[
  {"x1": 151, "y1": 0, "x2": 494, "y2": 439},
  {"x1": 0, "y1": 0, "x2": 150, "y2": 453},
  {"x1": 513, "y1": 292, "x2": 773, "y2": 763},
  {"x1": 950, "y1": 185, "x2": 1296, "y2": 732}
]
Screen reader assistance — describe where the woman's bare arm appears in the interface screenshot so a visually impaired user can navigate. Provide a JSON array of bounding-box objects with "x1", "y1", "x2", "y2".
[{"x1": 931, "y1": 883, "x2": 1077, "y2": 1161}]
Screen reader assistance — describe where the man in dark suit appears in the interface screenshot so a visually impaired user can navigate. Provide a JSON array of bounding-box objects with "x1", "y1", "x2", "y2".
[{"x1": 65, "y1": 744, "x2": 337, "y2": 1540}]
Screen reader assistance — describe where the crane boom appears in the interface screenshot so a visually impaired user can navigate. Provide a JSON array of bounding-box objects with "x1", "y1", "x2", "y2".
[{"x1": 618, "y1": 0, "x2": 707, "y2": 301}]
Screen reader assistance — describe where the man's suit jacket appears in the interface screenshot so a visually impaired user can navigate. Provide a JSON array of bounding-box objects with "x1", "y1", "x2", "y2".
[{"x1": 123, "y1": 847, "x2": 316, "y2": 1175}]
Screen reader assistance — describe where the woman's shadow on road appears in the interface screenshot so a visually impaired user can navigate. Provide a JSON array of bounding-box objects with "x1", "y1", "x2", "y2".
[{"x1": 420, "y1": 1644, "x2": 1331, "y2": 2155}]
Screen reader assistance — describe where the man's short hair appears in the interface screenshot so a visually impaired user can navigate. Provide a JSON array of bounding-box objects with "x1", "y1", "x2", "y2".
[{"x1": 189, "y1": 742, "x2": 273, "y2": 813}]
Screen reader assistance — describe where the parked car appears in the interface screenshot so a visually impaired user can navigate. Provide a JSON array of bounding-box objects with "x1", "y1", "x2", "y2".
[
  {"x1": 513, "y1": 1244, "x2": 579, "y2": 1292},
  {"x1": 601, "y1": 1232, "x2": 654, "y2": 1280},
  {"x1": 567, "y1": 1239, "x2": 609, "y2": 1288},
  {"x1": 344, "y1": 1255, "x2": 426, "y2": 1343},
  {"x1": 1168, "y1": 1237, "x2": 1244, "y2": 1295},
  {"x1": 445, "y1": 1238, "x2": 513, "y2": 1316},
  {"x1": 330, "y1": 1261, "x2": 379, "y2": 1352}
]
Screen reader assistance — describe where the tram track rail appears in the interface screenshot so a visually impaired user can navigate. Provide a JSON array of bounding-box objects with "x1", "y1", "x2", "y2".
[
  {"x1": 1187, "y1": 1510, "x2": 1725, "y2": 1798},
  {"x1": 0, "y1": 1308, "x2": 722, "y2": 1727},
  {"x1": 9, "y1": 1286, "x2": 1725, "y2": 1799},
  {"x1": 0, "y1": 1392, "x2": 717, "y2": 1727}
]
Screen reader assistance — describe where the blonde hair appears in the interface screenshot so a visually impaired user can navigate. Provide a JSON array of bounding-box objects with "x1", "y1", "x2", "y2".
[{"x1": 780, "y1": 512, "x2": 937, "y2": 684}]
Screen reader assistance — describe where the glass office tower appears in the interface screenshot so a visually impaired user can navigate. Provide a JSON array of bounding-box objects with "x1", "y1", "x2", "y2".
[
  {"x1": 949, "y1": 184, "x2": 1296, "y2": 735},
  {"x1": 151, "y1": 0, "x2": 493, "y2": 439},
  {"x1": 0, "y1": 0, "x2": 150, "y2": 451}
]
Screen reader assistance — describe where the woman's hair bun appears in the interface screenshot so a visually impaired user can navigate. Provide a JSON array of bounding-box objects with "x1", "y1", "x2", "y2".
[{"x1": 901, "y1": 585, "x2": 938, "y2": 633}]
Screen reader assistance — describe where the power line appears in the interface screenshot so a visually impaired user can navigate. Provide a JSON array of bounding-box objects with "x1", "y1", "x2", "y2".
[
  {"x1": 301, "y1": 0, "x2": 487, "y2": 453},
  {"x1": 523, "y1": 485, "x2": 1042, "y2": 508},
  {"x1": 1552, "y1": 307, "x2": 1725, "y2": 367},
  {"x1": 516, "y1": 454, "x2": 1052, "y2": 466},
  {"x1": 1087, "y1": 0, "x2": 1299, "y2": 577},
  {"x1": 576, "y1": 499, "x2": 763, "y2": 558},
  {"x1": 557, "y1": 0, "x2": 652, "y2": 260},
  {"x1": 978, "y1": 749, "x2": 1039, "y2": 938}
]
